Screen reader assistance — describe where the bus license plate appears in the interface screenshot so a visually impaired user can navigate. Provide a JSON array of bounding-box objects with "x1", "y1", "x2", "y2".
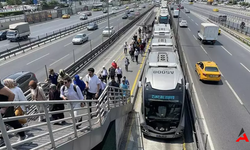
[{"x1": 210, "y1": 75, "x2": 217, "y2": 77}]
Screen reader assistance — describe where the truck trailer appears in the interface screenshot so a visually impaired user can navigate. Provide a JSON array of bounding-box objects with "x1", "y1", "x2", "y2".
[
  {"x1": 7, "y1": 22, "x2": 30, "y2": 42},
  {"x1": 197, "y1": 23, "x2": 219, "y2": 45}
]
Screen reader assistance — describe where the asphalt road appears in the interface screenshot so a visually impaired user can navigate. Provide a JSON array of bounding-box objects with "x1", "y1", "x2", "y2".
[
  {"x1": 0, "y1": 4, "x2": 137, "y2": 52},
  {"x1": 186, "y1": 3, "x2": 250, "y2": 21},
  {"x1": 0, "y1": 7, "x2": 149, "y2": 83},
  {"x1": 172, "y1": 6, "x2": 250, "y2": 150}
]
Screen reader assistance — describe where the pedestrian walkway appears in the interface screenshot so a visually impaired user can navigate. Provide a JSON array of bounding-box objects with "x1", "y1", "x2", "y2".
[{"x1": 1, "y1": 26, "x2": 149, "y2": 150}]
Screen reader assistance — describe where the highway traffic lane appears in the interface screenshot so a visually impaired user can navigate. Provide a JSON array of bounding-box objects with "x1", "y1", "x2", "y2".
[
  {"x1": 180, "y1": 9, "x2": 250, "y2": 68},
  {"x1": 179, "y1": 10, "x2": 250, "y2": 109},
  {"x1": 192, "y1": 3, "x2": 250, "y2": 19},
  {"x1": 185, "y1": 4, "x2": 250, "y2": 21},
  {"x1": 0, "y1": 10, "x2": 122, "y2": 51},
  {"x1": 177, "y1": 20, "x2": 250, "y2": 150},
  {"x1": 0, "y1": 12, "x2": 130, "y2": 80}
]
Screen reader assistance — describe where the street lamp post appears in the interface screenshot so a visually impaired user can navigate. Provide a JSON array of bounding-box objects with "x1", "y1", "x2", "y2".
[
  {"x1": 107, "y1": 1, "x2": 111, "y2": 38},
  {"x1": 176, "y1": 5, "x2": 181, "y2": 38}
]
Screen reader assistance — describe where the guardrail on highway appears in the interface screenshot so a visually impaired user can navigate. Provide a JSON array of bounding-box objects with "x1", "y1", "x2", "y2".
[
  {"x1": 0, "y1": 9, "x2": 125, "y2": 60},
  {"x1": 21, "y1": 6, "x2": 154, "y2": 121},
  {"x1": 209, "y1": 15, "x2": 250, "y2": 36},
  {"x1": 208, "y1": 16, "x2": 250, "y2": 46},
  {"x1": 169, "y1": 7, "x2": 208, "y2": 150}
]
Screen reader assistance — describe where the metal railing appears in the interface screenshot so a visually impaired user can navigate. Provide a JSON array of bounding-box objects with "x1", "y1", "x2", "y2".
[
  {"x1": 209, "y1": 15, "x2": 250, "y2": 37},
  {"x1": 0, "y1": 86, "x2": 131, "y2": 150},
  {"x1": 169, "y1": 7, "x2": 208, "y2": 150},
  {"x1": 0, "y1": 9, "x2": 125, "y2": 60}
]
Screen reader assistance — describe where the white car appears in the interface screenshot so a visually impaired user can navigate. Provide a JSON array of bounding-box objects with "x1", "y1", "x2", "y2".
[
  {"x1": 129, "y1": 8, "x2": 134, "y2": 12},
  {"x1": 102, "y1": 26, "x2": 115, "y2": 37},
  {"x1": 79, "y1": 14, "x2": 88, "y2": 20},
  {"x1": 72, "y1": 33, "x2": 88, "y2": 45},
  {"x1": 179, "y1": 20, "x2": 188, "y2": 27}
]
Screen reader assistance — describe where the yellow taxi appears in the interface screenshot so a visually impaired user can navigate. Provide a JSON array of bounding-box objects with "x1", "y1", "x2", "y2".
[
  {"x1": 213, "y1": 8, "x2": 219, "y2": 12},
  {"x1": 126, "y1": 6, "x2": 129, "y2": 9},
  {"x1": 195, "y1": 61, "x2": 221, "y2": 82},
  {"x1": 218, "y1": 28, "x2": 221, "y2": 35},
  {"x1": 62, "y1": 14, "x2": 70, "y2": 19}
]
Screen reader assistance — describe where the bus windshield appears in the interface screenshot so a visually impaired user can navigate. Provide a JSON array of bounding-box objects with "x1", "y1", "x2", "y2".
[{"x1": 145, "y1": 101, "x2": 181, "y2": 121}]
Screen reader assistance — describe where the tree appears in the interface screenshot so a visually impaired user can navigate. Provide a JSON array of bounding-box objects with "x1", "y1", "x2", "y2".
[
  {"x1": 6, "y1": 0, "x2": 22, "y2": 5},
  {"x1": 25, "y1": 0, "x2": 34, "y2": 4},
  {"x1": 48, "y1": 0, "x2": 59, "y2": 7},
  {"x1": 0, "y1": 2, "x2": 3, "y2": 8}
]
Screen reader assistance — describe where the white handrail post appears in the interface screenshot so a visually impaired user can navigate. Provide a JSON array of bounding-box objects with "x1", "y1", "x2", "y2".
[
  {"x1": 86, "y1": 102, "x2": 92, "y2": 131},
  {"x1": 43, "y1": 104, "x2": 56, "y2": 148},
  {"x1": 0, "y1": 113, "x2": 13, "y2": 150},
  {"x1": 69, "y1": 103, "x2": 78, "y2": 137},
  {"x1": 107, "y1": 87, "x2": 110, "y2": 110}
]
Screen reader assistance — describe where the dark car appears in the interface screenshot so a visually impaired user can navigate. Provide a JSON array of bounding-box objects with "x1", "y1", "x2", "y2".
[
  {"x1": 122, "y1": 14, "x2": 128, "y2": 19},
  {"x1": 103, "y1": 9, "x2": 108, "y2": 13},
  {"x1": 84, "y1": 11, "x2": 92, "y2": 16},
  {"x1": 0, "y1": 31, "x2": 7, "y2": 41},
  {"x1": 87, "y1": 22, "x2": 98, "y2": 30},
  {"x1": 142, "y1": 5, "x2": 146, "y2": 8},
  {"x1": 3, "y1": 71, "x2": 38, "y2": 92},
  {"x1": 181, "y1": 6, "x2": 184, "y2": 9}
]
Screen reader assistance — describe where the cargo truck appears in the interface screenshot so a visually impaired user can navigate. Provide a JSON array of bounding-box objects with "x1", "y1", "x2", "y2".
[
  {"x1": 197, "y1": 23, "x2": 219, "y2": 45},
  {"x1": 173, "y1": 10, "x2": 179, "y2": 18},
  {"x1": 7, "y1": 22, "x2": 30, "y2": 42}
]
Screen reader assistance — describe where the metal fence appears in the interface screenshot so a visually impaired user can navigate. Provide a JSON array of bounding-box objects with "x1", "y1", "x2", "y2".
[
  {"x1": 169, "y1": 7, "x2": 208, "y2": 150},
  {"x1": 0, "y1": 9, "x2": 125, "y2": 60},
  {"x1": 209, "y1": 15, "x2": 250, "y2": 36},
  {"x1": 0, "y1": 86, "x2": 131, "y2": 150}
]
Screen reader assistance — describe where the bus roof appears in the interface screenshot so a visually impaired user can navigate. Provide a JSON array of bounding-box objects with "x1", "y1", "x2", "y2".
[{"x1": 145, "y1": 52, "x2": 183, "y2": 90}]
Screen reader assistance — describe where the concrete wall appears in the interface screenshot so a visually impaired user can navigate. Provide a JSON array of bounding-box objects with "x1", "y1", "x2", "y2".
[
  {"x1": 0, "y1": 19, "x2": 25, "y2": 30},
  {"x1": 54, "y1": 103, "x2": 132, "y2": 150},
  {"x1": 115, "y1": 114, "x2": 128, "y2": 150}
]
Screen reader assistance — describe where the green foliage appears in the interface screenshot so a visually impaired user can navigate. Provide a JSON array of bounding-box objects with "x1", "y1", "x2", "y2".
[
  {"x1": 6, "y1": 0, "x2": 22, "y2": 5},
  {"x1": 0, "y1": 2, "x2": 3, "y2": 8},
  {"x1": 48, "y1": 0, "x2": 59, "y2": 6},
  {"x1": 0, "y1": 11, "x2": 24, "y2": 17},
  {"x1": 25, "y1": 0, "x2": 34, "y2": 4}
]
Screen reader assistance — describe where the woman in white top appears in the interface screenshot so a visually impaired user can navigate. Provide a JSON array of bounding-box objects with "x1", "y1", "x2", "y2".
[{"x1": 3, "y1": 79, "x2": 28, "y2": 113}]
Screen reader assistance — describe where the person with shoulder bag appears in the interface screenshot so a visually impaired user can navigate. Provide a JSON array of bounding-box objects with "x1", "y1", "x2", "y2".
[
  {"x1": 29, "y1": 80, "x2": 47, "y2": 122},
  {"x1": 3, "y1": 79, "x2": 28, "y2": 125}
]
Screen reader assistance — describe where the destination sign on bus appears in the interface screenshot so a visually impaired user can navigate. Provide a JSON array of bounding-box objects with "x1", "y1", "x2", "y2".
[{"x1": 150, "y1": 95, "x2": 179, "y2": 100}]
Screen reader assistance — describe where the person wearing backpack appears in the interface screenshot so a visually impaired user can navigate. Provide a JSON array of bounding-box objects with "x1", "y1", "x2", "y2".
[
  {"x1": 60, "y1": 76, "x2": 84, "y2": 129},
  {"x1": 109, "y1": 66, "x2": 116, "y2": 80},
  {"x1": 74, "y1": 75, "x2": 86, "y2": 95}
]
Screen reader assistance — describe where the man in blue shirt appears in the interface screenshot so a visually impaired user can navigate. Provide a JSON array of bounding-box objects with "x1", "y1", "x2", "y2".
[
  {"x1": 48, "y1": 69, "x2": 58, "y2": 85},
  {"x1": 120, "y1": 80, "x2": 128, "y2": 97},
  {"x1": 123, "y1": 76, "x2": 130, "y2": 89}
]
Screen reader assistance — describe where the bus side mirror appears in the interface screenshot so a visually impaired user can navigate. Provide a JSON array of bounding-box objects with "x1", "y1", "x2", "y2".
[{"x1": 185, "y1": 83, "x2": 189, "y2": 90}]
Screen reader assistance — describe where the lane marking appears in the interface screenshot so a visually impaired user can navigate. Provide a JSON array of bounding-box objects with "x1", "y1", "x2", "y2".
[
  {"x1": 26, "y1": 53, "x2": 50, "y2": 65},
  {"x1": 195, "y1": 22, "x2": 198, "y2": 26},
  {"x1": 200, "y1": 45, "x2": 207, "y2": 54},
  {"x1": 240, "y1": 63, "x2": 250, "y2": 73},
  {"x1": 183, "y1": 48, "x2": 215, "y2": 150},
  {"x1": 188, "y1": 16, "x2": 190, "y2": 18},
  {"x1": 64, "y1": 43, "x2": 72, "y2": 47},
  {"x1": 225, "y1": 80, "x2": 244, "y2": 105},
  {"x1": 188, "y1": 28, "x2": 191, "y2": 31},
  {"x1": 49, "y1": 54, "x2": 69, "y2": 66},
  {"x1": 221, "y1": 46, "x2": 232, "y2": 56},
  {"x1": 0, "y1": 12, "x2": 126, "y2": 67},
  {"x1": 191, "y1": 19, "x2": 194, "y2": 22},
  {"x1": 193, "y1": 35, "x2": 197, "y2": 40}
]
